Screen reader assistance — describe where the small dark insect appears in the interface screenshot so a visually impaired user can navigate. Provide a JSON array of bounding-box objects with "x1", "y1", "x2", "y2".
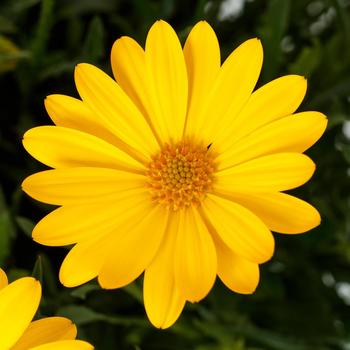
[{"x1": 207, "y1": 143, "x2": 212, "y2": 150}]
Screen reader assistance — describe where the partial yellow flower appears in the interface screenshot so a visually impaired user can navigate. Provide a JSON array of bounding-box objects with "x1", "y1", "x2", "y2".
[
  {"x1": 22, "y1": 20, "x2": 327, "y2": 328},
  {"x1": 0, "y1": 268, "x2": 93, "y2": 350}
]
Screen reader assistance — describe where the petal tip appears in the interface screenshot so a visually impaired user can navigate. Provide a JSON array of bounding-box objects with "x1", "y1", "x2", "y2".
[
  {"x1": 74, "y1": 63, "x2": 81, "y2": 73},
  {"x1": 316, "y1": 111, "x2": 328, "y2": 123},
  {"x1": 112, "y1": 36, "x2": 129, "y2": 48},
  {"x1": 252, "y1": 37, "x2": 262, "y2": 44},
  {"x1": 31, "y1": 229, "x2": 42, "y2": 244},
  {"x1": 246, "y1": 285, "x2": 258, "y2": 294},
  {"x1": 22, "y1": 128, "x2": 32, "y2": 140},
  {"x1": 149, "y1": 19, "x2": 173, "y2": 34},
  {"x1": 20, "y1": 178, "x2": 27, "y2": 190},
  {"x1": 59, "y1": 270, "x2": 76, "y2": 288},
  {"x1": 310, "y1": 159, "x2": 316, "y2": 173},
  {"x1": 259, "y1": 239, "x2": 275, "y2": 264},
  {"x1": 44, "y1": 94, "x2": 60, "y2": 106},
  {"x1": 21, "y1": 177, "x2": 34, "y2": 198},
  {"x1": 74, "y1": 63, "x2": 90, "y2": 75},
  {"x1": 300, "y1": 75, "x2": 308, "y2": 89},
  {"x1": 22, "y1": 276, "x2": 41, "y2": 289},
  {"x1": 196, "y1": 20, "x2": 210, "y2": 27},
  {"x1": 241, "y1": 37, "x2": 263, "y2": 57},
  {"x1": 97, "y1": 275, "x2": 114, "y2": 290},
  {"x1": 190, "y1": 20, "x2": 215, "y2": 37},
  {"x1": 309, "y1": 207, "x2": 322, "y2": 230},
  {"x1": 149, "y1": 317, "x2": 178, "y2": 330},
  {"x1": 290, "y1": 74, "x2": 307, "y2": 85}
]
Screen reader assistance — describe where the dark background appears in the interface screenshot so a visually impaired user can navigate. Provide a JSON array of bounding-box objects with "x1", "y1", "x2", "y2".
[{"x1": 0, "y1": 0, "x2": 350, "y2": 349}]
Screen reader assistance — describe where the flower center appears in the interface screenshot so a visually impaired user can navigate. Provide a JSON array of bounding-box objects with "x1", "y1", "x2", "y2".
[{"x1": 147, "y1": 141, "x2": 215, "y2": 210}]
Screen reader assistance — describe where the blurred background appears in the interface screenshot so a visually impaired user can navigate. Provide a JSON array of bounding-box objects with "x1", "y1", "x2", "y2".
[{"x1": 0, "y1": 0, "x2": 350, "y2": 349}]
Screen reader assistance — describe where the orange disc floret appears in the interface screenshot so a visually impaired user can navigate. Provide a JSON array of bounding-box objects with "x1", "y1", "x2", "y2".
[{"x1": 147, "y1": 141, "x2": 215, "y2": 210}]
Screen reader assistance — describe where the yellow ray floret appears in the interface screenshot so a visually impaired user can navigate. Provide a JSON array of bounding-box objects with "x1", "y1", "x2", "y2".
[
  {"x1": 0, "y1": 268, "x2": 93, "y2": 349},
  {"x1": 22, "y1": 20, "x2": 327, "y2": 328}
]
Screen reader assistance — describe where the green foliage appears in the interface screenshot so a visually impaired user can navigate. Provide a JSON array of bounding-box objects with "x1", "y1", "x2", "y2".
[
  {"x1": 258, "y1": 0, "x2": 291, "y2": 80},
  {"x1": 0, "y1": 0, "x2": 350, "y2": 349},
  {"x1": 0, "y1": 187, "x2": 15, "y2": 265}
]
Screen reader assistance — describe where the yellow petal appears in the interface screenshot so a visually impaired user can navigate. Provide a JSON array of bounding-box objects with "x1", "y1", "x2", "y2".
[
  {"x1": 45, "y1": 95, "x2": 119, "y2": 147},
  {"x1": 215, "y1": 236, "x2": 259, "y2": 294},
  {"x1": 0, "y1": 268, "x2": 8, "y2": 289},
  {"x1": 183, "y1": 21, "x2": 220, "y2": 137},
  {"x1": 190, "y1": 38, "x2": 263, "y2": 143},
  {"x1": 174, "y1": 206, "x2": 217, "y2": 302},
  {"x1": 144, "y1": 212, "x2": 186, "y2": 329},
  {"x1": 223, "y1": 192, "x2": 321, "y2": 234},
  {"x1": 58, "y1": 192, "x2": 154, "y2": 287},
  {"x1": 29, "y1": 340, "x2": 93, "y2": 350},
  {"x1": 33, "y1": 189, "x2": 150, "y2": 247},
  {"x1": 59, "y1": 236, "x2": 109, "y2": 288},
  {"x1": 145, "y1": 20, "x2": 188, "y2": 142},
  {"x1": 215, "y1": 153, "x2": 315, "y2": 193},
  {"x1": 45, "y1": 95, "x2": 144, "y2": 162},
  {"x1": 23, "y1": 126, "x2": 142, "y2": 172},
  {"x1": 74, "y1": 63, "x2": 158, "y2": 157},
  {"x1": 22, "y1": 167, "x2": 146, "y2": 205},
  {"x1": 0, "y1": 277, "x2": 41, "y2": 349},
  {"x1": 12, "y1": 317, "x2": 77, "y2": 350},
  {"x1": 216, "y1": 75, "x2": 307, "y2": 150},
  {"x1": 217, "y1": 112, "x2": 328, "y2": 169},
  {"x1": 98, "y1": 205, "x2": 168, "y2": 289},
  {"x1": 111, "y1": 36, "x2": 162, "y2": 145},
  {"x1": 202, "y1": 194, "x2": 274, "y2": 263}
]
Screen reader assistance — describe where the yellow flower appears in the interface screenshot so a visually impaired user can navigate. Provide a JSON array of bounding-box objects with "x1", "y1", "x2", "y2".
[
  {"x1": 22, "y1": 20, "x2": 327, "y2": 328},
  {"x1": 0, "y1": 268, "x2": 93, "y2": 349}
]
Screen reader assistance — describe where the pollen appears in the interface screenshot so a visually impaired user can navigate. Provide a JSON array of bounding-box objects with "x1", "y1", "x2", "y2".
[{"x1": 147, "y1": 141, "x2": 215, "y2": 210}]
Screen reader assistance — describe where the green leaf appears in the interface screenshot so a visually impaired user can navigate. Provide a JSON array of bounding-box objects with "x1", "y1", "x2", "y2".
[
  {"x1": 258, "y1": 0, "x2": 291, "y2": 81},
  {"x1": 32, "y1": 255, "x2": 44, "y2": 284},
  {"x1": 0, "y1": 211, "x2": 13, "y2": 265},
  {"x1": 7, "y1": 0, "x2": 41, "y2": 13},
  {"x1": 123, "y1": 282, "x2": 143, "y2": 303},
  {"x1": 0, "y1": 15, "x2": 16, "y2": 33},
  {"x1": 71, "y1": 284, "x2": 100, "y2": 300},
  {"x1": 0, "y1": 187, "x2": 15, "y2": 265},
  {"x1": 342, "y1": 144, "x2": 350, "y2": 163},
  {"x1": 15, "y1": 216, "x2": 34, "y2": 237},
  {"x1": 30, "y1": 0, "x2": 54, "y2": 68},
  {"x1": 36, "y1": 254, "x2": 59, "y2": 297},
  {"x1": 289, "y1": 41, "x2": 322, "y2": 78},
  {"x1": 0, "y1": 35, "x2": 28, "y2": 73},
  {"x1": 58, "y1": 305, "x2": 147, "y2": 327},
  {"x1": 6, "y1": 268, "x2": 30, "y2": 282},
  {"x1": 30, "y1": 254, "x2": 58, "y2": 298},
  {"x1": 58, "y1": 305, "x2": 106, "y2": 325},
  {"x1": 161, "y1": 0, "x2": 175, "y2": 17},
  {"x1": 82, "y1": 16, "x2": 105, "y2": 63},
  {"x1": 57, "y1": 0, "x2": 117, "y2": 18}
]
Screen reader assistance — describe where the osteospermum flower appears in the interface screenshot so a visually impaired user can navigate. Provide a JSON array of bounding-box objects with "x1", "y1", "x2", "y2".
[
  {"x1": 0, "y1": 268, "x2": 93, "y2": 349},
  {"x1": 22, "y1": 20, "x2": 327, "y2": 328}
]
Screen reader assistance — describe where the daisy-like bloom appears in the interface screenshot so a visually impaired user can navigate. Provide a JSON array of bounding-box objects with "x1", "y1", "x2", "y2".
[
  {"x1": 0, "y1": 268, "x2": 93, "y2": 349},
  {"x1": 22, "y1": 20, "x2": 327, "y2": 328}
]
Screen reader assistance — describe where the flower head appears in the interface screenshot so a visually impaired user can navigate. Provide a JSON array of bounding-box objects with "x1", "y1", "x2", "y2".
[
  {"x1": 22, "y1": 20, "x2": 327, "y2": 328},
  {"x1": 0, "y1": 268, "x2": 93, "y2": 349}
]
